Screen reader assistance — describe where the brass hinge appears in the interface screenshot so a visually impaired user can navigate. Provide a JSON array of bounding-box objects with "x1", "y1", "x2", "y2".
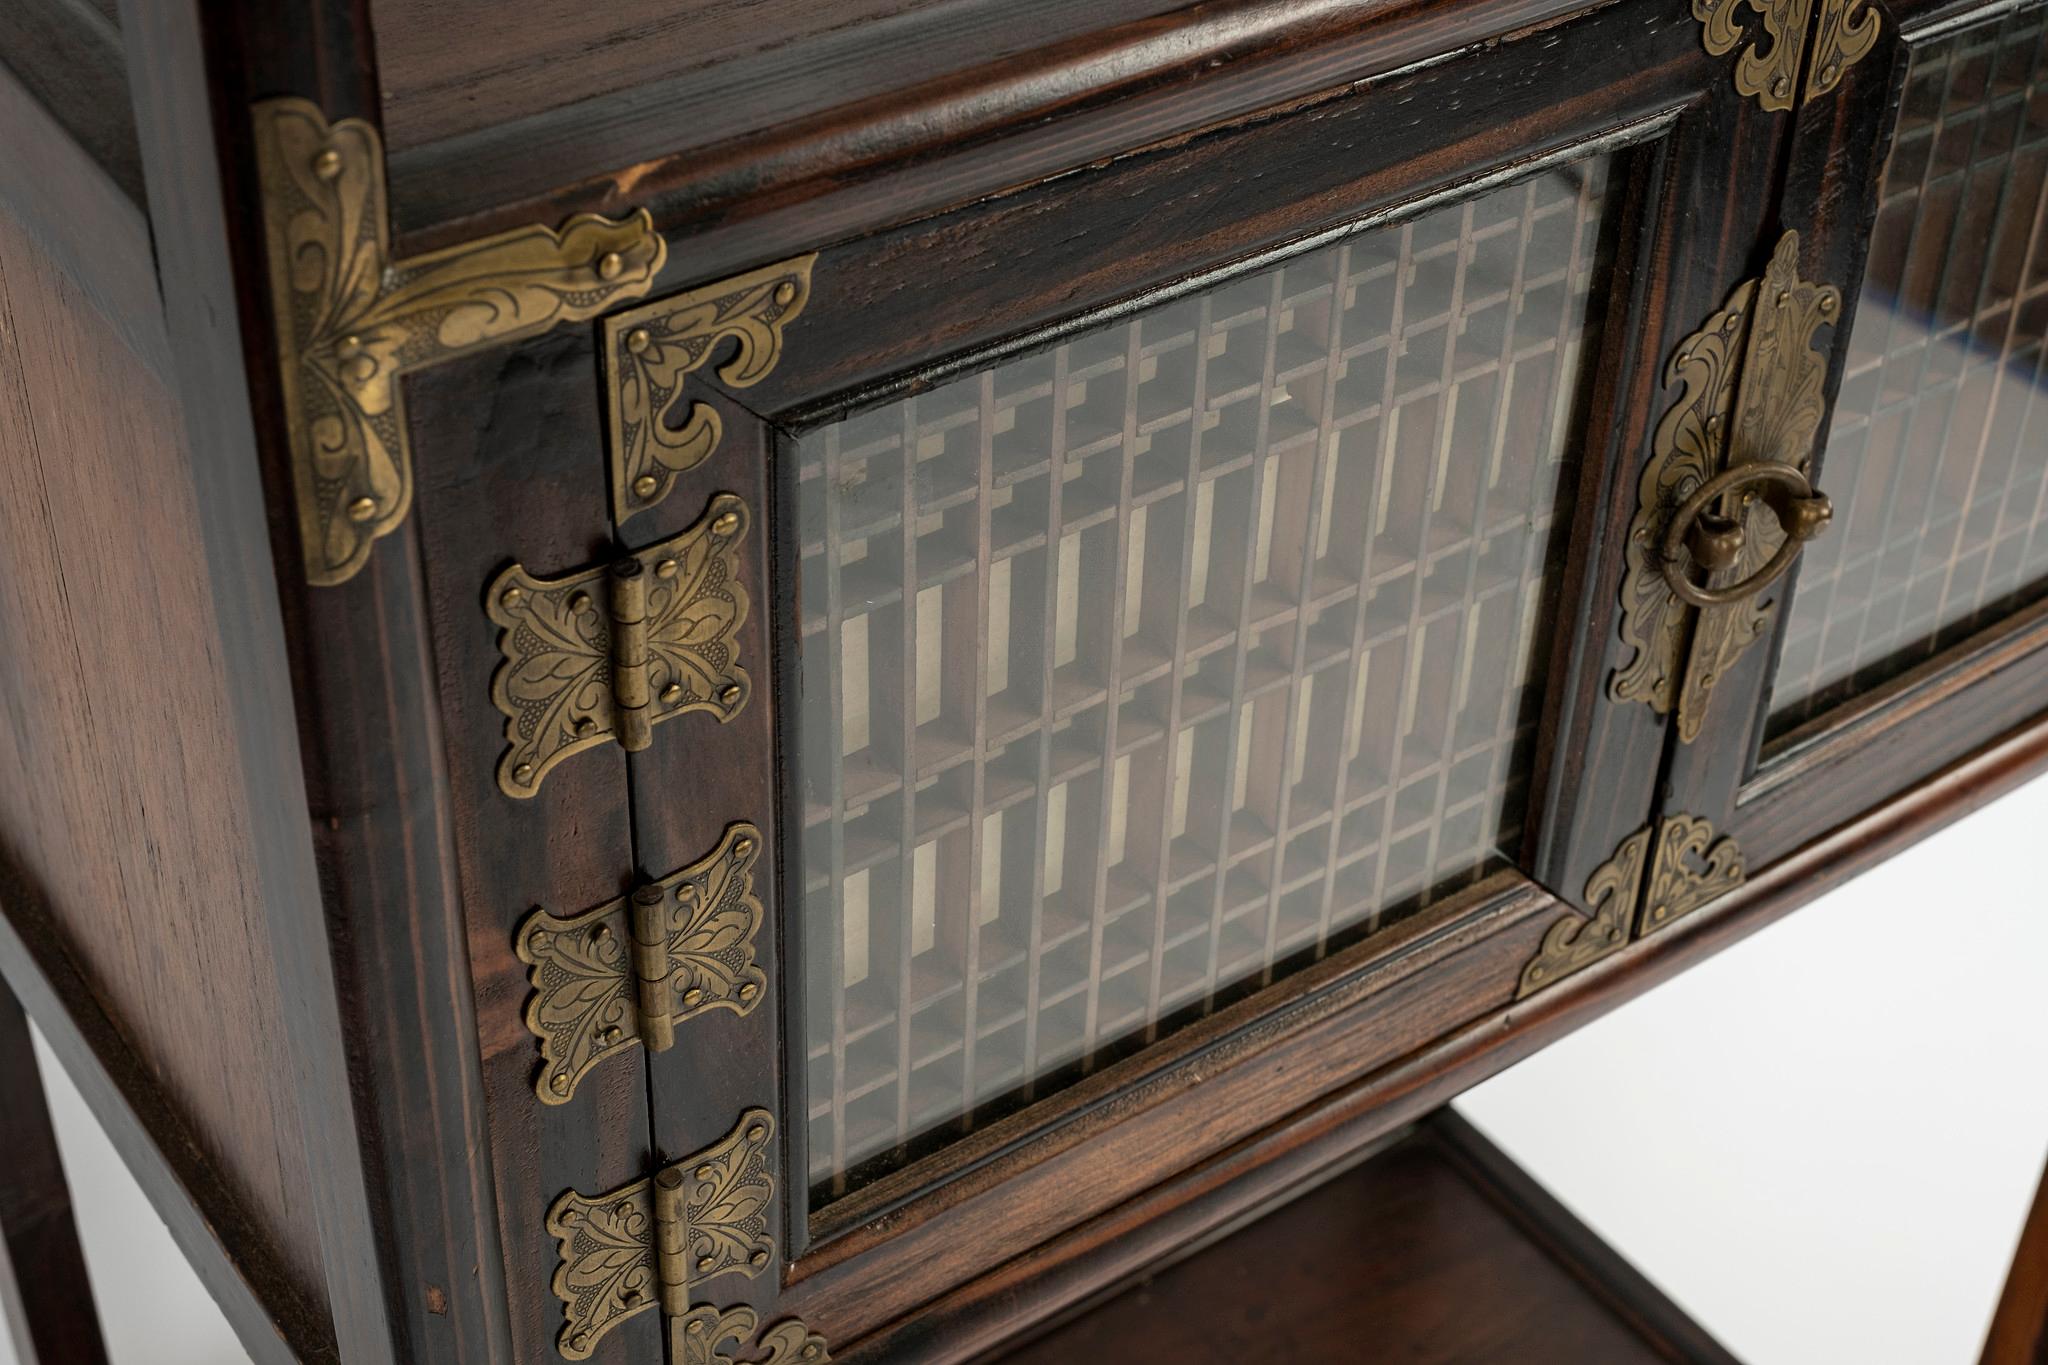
[
  {"x1": 1692, "y1": 0, "x2": 1880, "y2": 112},
  {"x1": 1612, "y1": 232, "x2": 1840, "y2": 742},
  {"x1": 488, "y1": 493, "x2": 751, "y2": 798},
  {"x1": 253, "y1": 99, "x2": 665, "y2": 585},
  {"x1": 605, "y1": 256, "x2": 817, "y2": 525},
  {"x1": 548, "y1": 1110, "x2": 829, "y2": 1362},
  {"x1": 1517, "y1": 814, "x2": 1745, "y2": 997},
  {"x1": 518, "y1": 824, "x2": 767, "y2": 1104}
]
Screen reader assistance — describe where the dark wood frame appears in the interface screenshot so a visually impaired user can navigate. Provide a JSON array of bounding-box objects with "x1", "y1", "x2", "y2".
[{"x1": 1, "y1": 0, "x2": 2047, "y2": 1362}]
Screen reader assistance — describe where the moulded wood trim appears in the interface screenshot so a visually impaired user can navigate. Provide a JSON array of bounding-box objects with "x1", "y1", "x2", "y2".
[
  {"x1": 0, "y1": 857, "x2": 329, "y2": 1365},
  {"x1": 828, "y1": 696, "x2": 2048, "y2": 1363},
  {"x1": 383, "y1": 0, "x2": 1644, "y2": 255}
]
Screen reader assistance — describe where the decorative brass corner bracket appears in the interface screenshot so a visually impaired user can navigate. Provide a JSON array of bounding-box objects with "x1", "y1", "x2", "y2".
[
  {"x1": 1611, "y1": 232, "x2": 1840, "y2": 742},
  {"x1": 1517, "y1": 814, "x2": 1745, "y2": 998},
  {"x1": 548, "y1": 1109, "x2": 811, "y2": 1359},
  {"x1": 1693, "y1": 0, "x2": 1879, "y2": 112},
  {"x1": 606, "y1": 256, "x2": 817, "y2": 524},
  {"x1": 253, "y1": 98, "x2": 666, "y2": 585},
  {"x1": 489, "y1": 493, "x2": 752, "y2": 798},
  {"x1": 518, "y1": 823, "x2": 767, "y2": 1104},
  {"x1": 674, "y1": 1305, "x2": 830, "y2": 1365}
]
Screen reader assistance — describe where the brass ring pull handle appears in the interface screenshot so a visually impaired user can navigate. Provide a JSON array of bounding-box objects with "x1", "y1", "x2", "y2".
[{"x1": 1659, "y1": 461, "x2": 1833, "y2": 609}]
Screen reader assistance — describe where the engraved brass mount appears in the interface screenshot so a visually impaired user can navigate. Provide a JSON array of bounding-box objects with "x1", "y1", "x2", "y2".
[
  {"x1": 606, "y1": 256, "x2": 816, "y2": 524},
  {"x1": 548, "y1": 1109, "x2": 827, "y2": 1361},
  {"x1": 1693, "y1": 0, "x2": 1880, "y2": 111},
  {"x1": 253, "y1": 99, "x2": 665, "y2": 585},
  {"x1": 1612, "y1": 232, "x2": 1840, "y2": 743},
  {"x1": 519, "y1": 824, "x2": 768, "y2": 1104},
  {"x1": 1518, "y1": 815, "x2": 1745, "y2": 997},
  {"x1": 489, "y1": 493, "x2": 752, "y2": 798}
]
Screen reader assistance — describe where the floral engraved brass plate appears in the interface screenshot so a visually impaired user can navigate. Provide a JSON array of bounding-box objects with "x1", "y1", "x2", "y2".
[
  {"x1": 518, "y1": 823, "x2": 768, "y2": 1104},
  {"x1": 1808, "y1": 0, "x2": 1882, "y2": 101},
  {"x1": 1679, "y1": 236, "x2": 1839, "y2": 737},
  {"x1": 253, "y1": 98, "x2": 664, "y2": 585},
  {"x1": 605, "y1": 256, "x2": 817, "y2": 523},
  {"x1": 1518, "y1": 814, "x2": 1746, "y2": 995},
  {"x1": 547, "y1": 1109, "x2": 777, "y2": 1360},
  {"x1": 1517, "y1": 826, "x2": 1648, "y2": 999},
  {"x1": 488, "y1": 493, "x2": 752, "y2": 798},
  {"x1": 674, "y1": 1306, "x2": 830, "y2": 1365},
  {"x1": 1613, "y1": 233, "x2": 1838, "y2": 741},
  {"x1": 1637, "y1": 815, "x2": 1745, "y2": 936},
  {"x1": 1694, "y1": 0, "x2": 1813, "y2": 111}
]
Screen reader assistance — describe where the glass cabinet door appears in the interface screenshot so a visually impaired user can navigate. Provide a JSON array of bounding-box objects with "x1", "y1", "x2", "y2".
[
  {"x1": 1771, "y1": 13, "x2": 2048, "y2": 735},
  {"x1": 794, "y1": 162, "x2": 1615, "y2": 1200}
]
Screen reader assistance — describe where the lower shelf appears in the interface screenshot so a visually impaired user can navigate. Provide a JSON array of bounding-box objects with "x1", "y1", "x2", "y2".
[{"x1": 998, "y1": 1108, "x2": 1736, "y2": 1363}]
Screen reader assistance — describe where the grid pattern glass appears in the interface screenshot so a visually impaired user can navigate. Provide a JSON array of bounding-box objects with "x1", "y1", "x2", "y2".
[
  {"x1": 1771, "y1": 13, "x2": 2048, "y2": 733},
  {"x1": 797, "y1": 159, "x2": 1613, "y2": 1200}
]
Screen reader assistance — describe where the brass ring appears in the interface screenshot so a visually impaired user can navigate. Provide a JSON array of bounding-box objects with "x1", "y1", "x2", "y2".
[{"x1": 1659, "y1": 461, "x2": 1832, "y2": 610}]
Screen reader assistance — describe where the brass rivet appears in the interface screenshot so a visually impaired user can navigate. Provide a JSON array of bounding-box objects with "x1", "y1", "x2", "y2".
[
  {"x1": 623, "y1": 1290, "x2": 643, "y2": 1308},
  {"x1": 559, "y1": 1207, "x2": 579, "y2": 1223},
  {"x1": 500, "y1": 586, "x2": 525, "y2": 609},
  {"x1": 749, "y1": 1250, "x2": 769, "y2": 1267},
  {"x1": 550, "y1": 1075, "x2": 569, "y2": 1095},
  {"x1": 337, "y1": 334, "x2": 363, "y2": 359},
  {"x1": 747, "y1": 1125, "x2": 767, "y2": 1143},
  {"x1": 696, "y1": 1256, "x2": 715, "y2": 1272},
  {"x1": 803, "y1": 1347, "x2": 820, "y2": 1359},
  {"x1": 774, "y1": 281, "x2": 797, "y2": 306},
  {"x1": 695, "y1": 1164, "x2": 714, "y2": 1180},
  {"x1": 738, "y1": 983, "x2": 758, "y2": 1002},
  {"x1": 1773, "y1": 76, "x2": 1791, "y2": 98},
  {"x1": 626, "y1": 327, "x2": 652, "y2": 354},
  {"x1": 575, "y1": 717, "x2": 597, "y2": 737},
  {"x1": 1821, "y1": 296, "x2": 1837, "y2": 314},
  {"x1": 615, "y1": 1201, "x2": 633, "y2": 1218},
  {"x1": 570, "y1": 1332, "x2": 589, "y2": 1351},
  {"x1": 569, "y1": 591, "x2": 592, "y2": 612},
  {"x1": 682, "y1": 988, "x2": 704, "y2": 1007},
  {"x1": 592, "y1": 923, "x2": 613, "y2": 944},
  {"x1": 734, "y1": 838, "x2": 753, "y2": 856},
  {"x1": 312, "y1": 148, "x2": 342, "y2": 179},
  {"x1": 720, "y1": 684, "x2": 742, "y2": 705},
  {"x1": 1777, "y1": 290, "x2": 1792, "y2": 308},
  {"x1": 347, "y1": 496, "x2": 378, "y2": 522},
  {"x1": 687, "y1": 1321, "x2": 706, "y2": 1336},
  {"x1": 661, "y1": 684, "x2": 683, "y2": 704},
  {"x1": 713, "y1": 511, "x2": 740, "y2": 536},
  {"x1": 600, "y1": 1025, "x2": 622, "y2": 1044},
  {"x1": 513, "y1": 763, "x2": 534, "y2": 783},
  {"x1": 656, "y1": 558, "x2": 678, "y2": 579},
  {"x1": 633, "y1": 475, "x2": 660, "y2": 499},
  {"x1": 598, "y1": 251, "x2": 624, "y2": 281}
]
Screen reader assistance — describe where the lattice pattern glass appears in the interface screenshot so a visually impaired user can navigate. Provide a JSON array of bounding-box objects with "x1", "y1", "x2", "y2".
[
  {"x1": 1771, "y1": 14, "x2": 2048, "y2": 734},
  {"x1": 797, "y1": 159, "x2": 1613, "y2": 1200}
]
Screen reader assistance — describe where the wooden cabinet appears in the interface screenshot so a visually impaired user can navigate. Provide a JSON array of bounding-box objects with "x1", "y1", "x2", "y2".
[{"x1": 3, "y1": 0, "x2": 2047, "y2": 1361}]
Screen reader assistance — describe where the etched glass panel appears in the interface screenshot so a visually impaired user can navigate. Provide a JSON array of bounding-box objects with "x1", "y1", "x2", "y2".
[
  {"x1": 797, "y1": 158, "x2": 1614, "y2": 1200},
  {"x1": 1771, "y1": 14, "x2": 2048, "y2": 733}
]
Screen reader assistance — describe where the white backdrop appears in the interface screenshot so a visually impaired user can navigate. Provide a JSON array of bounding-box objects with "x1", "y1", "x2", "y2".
[{"x1": 6, "y1": 772, "x2": 2046, "y2": 1364}]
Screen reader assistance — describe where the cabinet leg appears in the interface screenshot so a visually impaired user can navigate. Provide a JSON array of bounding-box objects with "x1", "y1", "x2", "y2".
[
  {"x1": 1983, "y1": 1152, "x2": 2048, "y2": 1364},
  {"x1": 0, "y1": 976, "x2": 109, "y2": 1365}
]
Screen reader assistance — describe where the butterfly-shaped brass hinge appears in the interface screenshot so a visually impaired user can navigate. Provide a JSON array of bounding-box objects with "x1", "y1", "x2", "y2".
[
  {"x1": 547, "y1": 1110, "x2": 829, "y2": 1360},
  {"x1": 253, "y1": 98, "x2": 666, "y2": 585},
  {"x1": 1692, "y1": 0, "x2": 1879, "y2": 112},
  {"x1": 488, "y1": 493, "x2": 751, "y2": 798},
  {"x1": 1517, "y1": 814, "x2": 1745, "y2": 998},
  {"x1": 605, "y1": 256, "x2": 817, "y2": 524},
  {"x1": 518, "y1": 824, "x2": 767, "y2": 1104}
]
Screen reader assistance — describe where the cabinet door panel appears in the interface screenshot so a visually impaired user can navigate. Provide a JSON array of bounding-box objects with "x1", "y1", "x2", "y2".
[
  {"x1": 1677, "y1": 1, "x2": 2048, "y2": 870},
  {"x1": 603, "y1": 0, "x2": 1793, "y2": 1351}
]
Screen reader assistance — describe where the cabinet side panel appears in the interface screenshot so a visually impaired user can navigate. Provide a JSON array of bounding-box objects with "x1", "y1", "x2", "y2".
[{"x1": 0, "y1": 206, "x2": 326, "y2": 1306}]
